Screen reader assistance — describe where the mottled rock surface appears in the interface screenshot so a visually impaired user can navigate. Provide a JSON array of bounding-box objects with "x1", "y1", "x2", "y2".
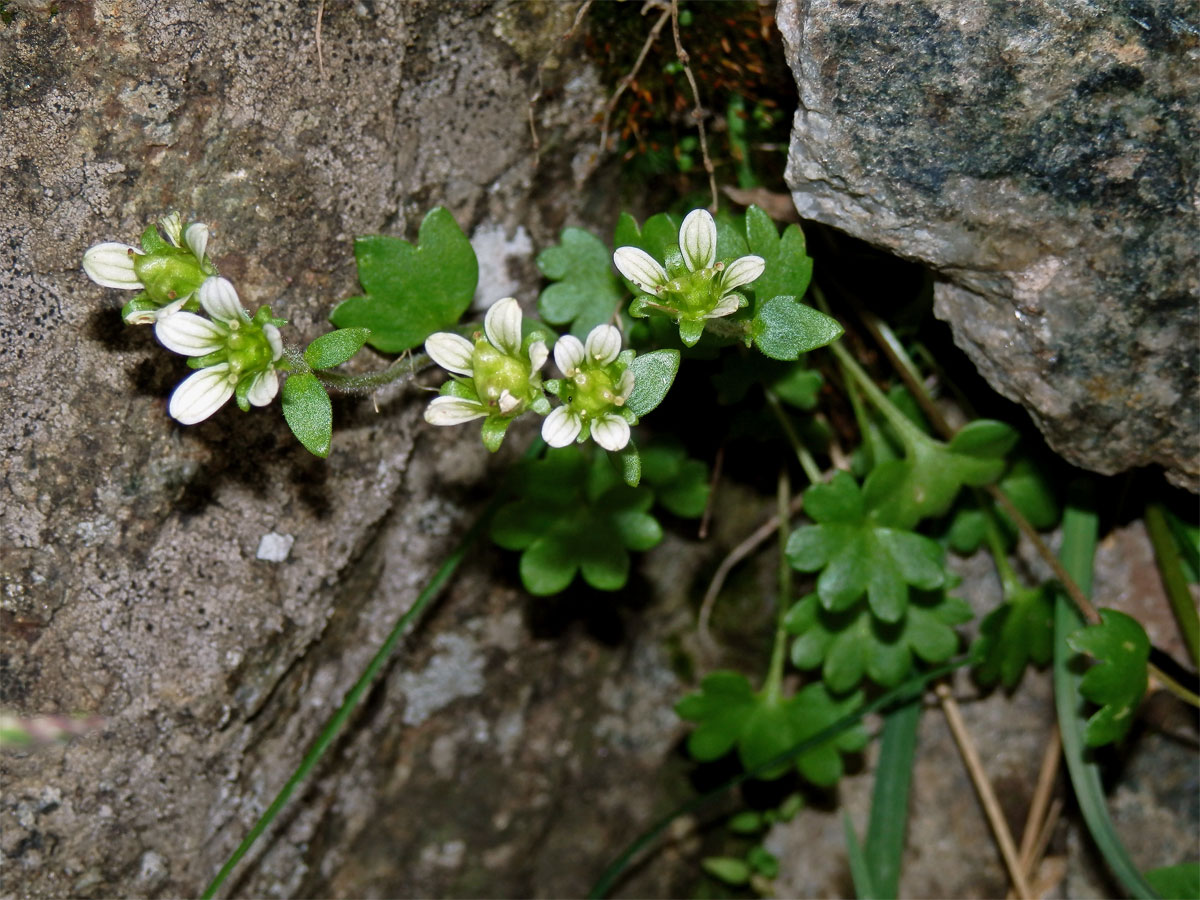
[
  {"x1": 778, "y1": 0, "x2": 1199, "y2": 489},
  {"x1": 0, "y1": 2, "x2": 696, "y2": 896}
]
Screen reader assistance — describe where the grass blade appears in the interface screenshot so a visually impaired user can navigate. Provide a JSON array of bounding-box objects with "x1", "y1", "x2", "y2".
[
  {"x1": 844, "y1": 811, "x2": 881, "y2": 899},
  {"x1": 1054, "y1": 483, "x2": 1158, "y2": 899},
  {"x1": 863, "y1": 695, "x2": 921, "y2": 898}
]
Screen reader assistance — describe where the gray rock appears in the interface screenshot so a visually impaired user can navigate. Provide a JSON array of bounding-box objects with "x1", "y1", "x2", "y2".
[
  {"x1": 0, "y1": 2, "x2": 689, "y2": 896},
  {"x1": 778, "y1": 0, "x2": 1199, "y2": 490}
]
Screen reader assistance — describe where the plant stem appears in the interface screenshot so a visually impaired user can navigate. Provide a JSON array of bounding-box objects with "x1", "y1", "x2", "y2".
[
  {"x1": 763, "y1": 388, "x2": 822, "y2": 484},
  {"x1": 976, "y1": 488, "x2": 1024, "y2": 599},
  {"x1": 763, "y1": 467, "x2": 792, "y2": 705},
  {"x1": 200, "y1": 453, "x2": 518, "y2": 898},
  {"x1": 315, "y1": 352, "x2": 430, "y2": 394},
  {"x1": 1145, "y1": 502, "x2": 1200, "y2": 668}
]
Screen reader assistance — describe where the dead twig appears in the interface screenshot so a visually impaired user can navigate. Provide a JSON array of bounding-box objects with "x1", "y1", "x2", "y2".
[
  {"x1": 599, "y1": 2, "x2": 672, "y2": 155},
  {"x1": 698, "y1": 445, "x2": 724, "y2": 540},
  {"x1": 669, "y1": 0, "x2": 718, "y2": 212},
  {"x1": 935, "y1": 682, "x2": 1033, "y2": 900},
  {"x1": 697, "y1": 494, "x2": 805, "y2": 647},
  {"x1": 315, "y1": 0, "x2": 326, "y2": 80}
]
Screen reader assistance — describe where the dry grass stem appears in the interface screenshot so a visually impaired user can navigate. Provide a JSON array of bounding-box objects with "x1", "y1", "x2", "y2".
[{"x1": 936, "y1": 682, "x2": 1033, "y2": 900}]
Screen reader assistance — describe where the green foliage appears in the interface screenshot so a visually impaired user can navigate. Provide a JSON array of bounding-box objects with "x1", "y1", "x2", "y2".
[
  {"x1": 1146, "y1": 863, "x2": 1200, "y2": 900},
  {"x1": 491, "y1": 447, "x2": 663, "y2": 595},
  {"x1": 945, "y1": 456, "x2": 1060, "y2": 554},
  {"x1": 536, "y1": 228, "x2": 625, "y2": 337},
  {"x1": 787, "y1": 472, "x2": 949, "y2": 623},
  {"x1": 676, "y1": 671, "x2": 867, "y2": 785},
  {"x1": 303, "y1": 328, "x2": 371, "y2": 370},
  {"x1": 1165, "y1": 507, "x2": 1200, "y2": 583},
  {"x1": 626, "y1": 349, "x2": 680, "y2": 418},
  {"x1": 786, "y1": 589, "x2": 971, "y2": 692},
  {"x1": 973, "y1": 583, "x2": 1055, "y2": 690},
  {"x1": 743, "y1": 205, "x2": 813, "y2": 310},
  {"x1": 868, "y1": 420, "x2": 1018, "y2": 531},
  {"x1": 752, "y1": 296, "x2": 844, "y2": 361},
  {"x1": 330, "y1": 207, "x2": 477, "y2": 353},
  {"x1": 639, "y1": 440, "x2": 709, "y2": 518},
  {"x1": 701, "y1": 857, "x2": 750, "y2": 886},
  {"x1": 1067, "y1": 609, "x2": 1150, "y2": 747},
  {"x1": 281, "y1": 373, "x2": 333, "y2": 458},
  {"x1": 843, "y1": 813, "x2": 880, "y2": 900}
]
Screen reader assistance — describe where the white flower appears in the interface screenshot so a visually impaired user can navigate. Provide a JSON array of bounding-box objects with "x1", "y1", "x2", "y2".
[
  {"x1": 83, "y1": 242, "x2": 144, "y2": 290},
  {"x1": 611, "y1": 209, "x2": 767, "y2": 347},
  {"x1": 612, "y1": 246, "x2": 669, "y2": 294},
  {"x1": 679, "y1": 208, "x2": 717, "y2": 272},
  {"x1": 422, "y1": 297, "x2": 549, "y2": 432},
  {"x1": 542, "y1": 324, "x2": 636, "y2": 452},
  {"x1": 157, "y1": 276, "x2": 284, "y2": 424}
]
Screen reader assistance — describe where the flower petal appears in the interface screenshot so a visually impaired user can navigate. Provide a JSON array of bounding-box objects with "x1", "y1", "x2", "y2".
[
  {"x1": 592, "y1": 413, "x2": 631, "y2": 451},
  {"x1": 185, "y1": 223, "x2": 210, "y2": 262},
  {"x1": 498, "y1": 389, "x2": 520, "y2": 414},
  {"x1": 541, "y1": 405, "x2": 582, "y2": 447},
  {"x1": 425, "y1": 395, "x2": 488, "y2": 425},
  {"x1": 198, "y1": 276, "x2": 246, "y2": 324},
  {"x1": 155, "y1": 312, "x2": 228, "y2": 356},
  {"x1": 720, "y1": 255, "x2": 766, "y2": 292},
  {"x1": 82, "y1": 242, "x2": 144, "y2": 290},
  {"x1": 613, "y1": 247, "x2": 669, "y2": 292},
  {"x1": 263, "y1": 323, "x2": 284, "y2": 361},
  {"x1": 584, "y1": 324, "x2": 622, "y2": 365},
  {"x1": 168, "y1": 364, "x2": 235, "y2": 425},
  {"x1": 425, "y1": 332, "x2": 476, "y2": 376},
  {"x1": 553, "y1": 334, "x2": 585, "y2": 376},
  {"x1": 484, "y1": 297, "x2": 523, "y2": 356},
  {"x1": 154, "y1": 297, "x2": 189, "y2": 320},
  {"x1": 528, "y1": 340, "x2": 549, "y2": 372},
  {"x1": 679, "y1": 209, "x2": 717, "y2": 272},
  {"x1": 245, "y1": 369, "x2": 279, "y2": 407},
  {"x1": 704, "y1": 293, "x2": 743, "y2": 319},
  {"x1": 615, "y1": 368, "x2": 635, "y2": 401}
]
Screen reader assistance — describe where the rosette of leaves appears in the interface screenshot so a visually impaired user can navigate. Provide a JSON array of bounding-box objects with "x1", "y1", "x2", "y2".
[
  {"x1": 786, "y1": 471, "x2": 950, "y2": 624},
  {"x1": 786, "y1": 589, "x2": 972, "y2": 692},
  {"x1": 491, "y1": 446, "x2": 663, "y2": 595},
  {"x1": 676, "y1": 671, "x2": 866, "y2": 785}
]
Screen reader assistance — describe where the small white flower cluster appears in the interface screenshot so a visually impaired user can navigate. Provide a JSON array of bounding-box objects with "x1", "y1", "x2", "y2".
[
  {"x1": 83, "y1": 217, "x2": 285, "y2": 425},
  {"x1": 423, "y1": 301, "x2": 636, "y2": 452},
  {"x1": 613, "y1": 208, "x2": 765, "y2": 346}
]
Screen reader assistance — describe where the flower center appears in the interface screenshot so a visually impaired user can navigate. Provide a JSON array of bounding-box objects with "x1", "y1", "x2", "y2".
[
  {"x1": 133, "y1": 247, "x2": 207, "y2": 304},
  {"x1": 660, "y1": 267, "x2": 723, "y2": 317},
  {"x1": 226, "y1": 325, "x2": 276, "y2": 376},
  {"x1": 472, "y1": 340, "x2": 533, "y2": 414},
  {"x1": 566, "y1": 367, "x2": 619, "y2": 420}
]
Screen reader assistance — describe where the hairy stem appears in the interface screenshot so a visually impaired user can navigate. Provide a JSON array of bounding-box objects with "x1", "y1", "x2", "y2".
[
  {"x1": 763, "y1": 467, "x2": 793, "y2": 705},
  {"x1": 764, "y1": 388, "x2": 822, "y2": 484}
]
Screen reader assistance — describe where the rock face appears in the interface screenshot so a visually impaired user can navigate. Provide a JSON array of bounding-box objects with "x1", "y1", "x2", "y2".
[
  {"x1": 0, "y1": 3, "x2": 692, "y2": 896},
  {"x1": 778, "y1": 0, "x2": 1199, "y2": 489}
]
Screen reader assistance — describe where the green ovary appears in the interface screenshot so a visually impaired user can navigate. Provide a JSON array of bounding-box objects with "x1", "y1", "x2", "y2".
[
  {"x1": 661, "y1": 268, "x2": 722, "y2": 317},
  {"x1": 133, "y1": 249, "x2": 207, "y2": 304},
  {"x1": 226, "y1": 326, "x2": 275, "y2": 376},
  {"x1": 566, "y1": 368, "x2": 619, "y2": 420}
]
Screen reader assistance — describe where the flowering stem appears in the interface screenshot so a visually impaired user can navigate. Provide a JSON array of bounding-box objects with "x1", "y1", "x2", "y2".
[
  {"x1": 315, "y1": 352, "x2": 430, "y2": 394},
  {"x1": 281, "y1": 348, "x2": 432, "y2": 395},
  {"x1": 763, "y1": 388, "x2": 822, "y2": 485},
  {"x1": 763, "y1": 466, "x2": 793, "y2": 705},
  {"x1": 975, "y1": 488, "x2": 1024, "y2": 599}
]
